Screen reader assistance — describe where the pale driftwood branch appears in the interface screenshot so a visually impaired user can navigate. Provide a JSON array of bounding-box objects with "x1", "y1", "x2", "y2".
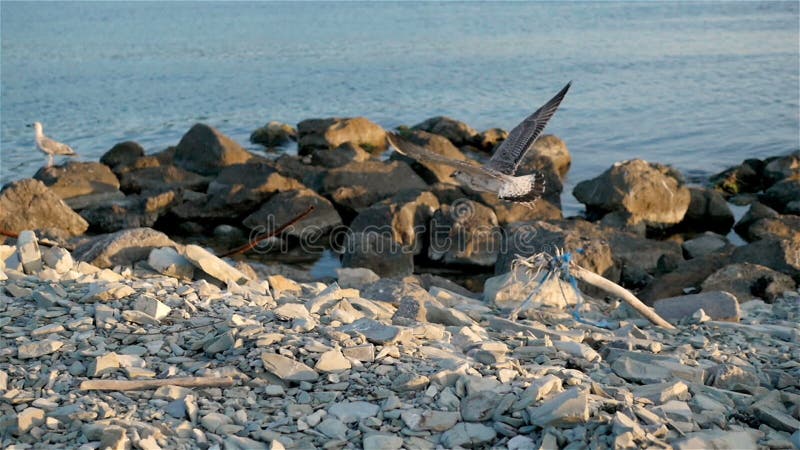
[
  {"x1": 80, "y1": 376, "x2": 235, "y2": 391},
  {"x1": 570, "y1": 264, "x2": 676, "y2": 330}
]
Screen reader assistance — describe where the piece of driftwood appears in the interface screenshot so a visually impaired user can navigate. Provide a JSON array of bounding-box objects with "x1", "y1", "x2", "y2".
[
  {"x1": 570, "y1": 264, "x2": 676, "y2": 330},
  {"x1": 217, "y1": 205, "x2": 315, "y2": 258},
  {"x1": 80, "y1": 376, "x2": 235, "y2": 391}
]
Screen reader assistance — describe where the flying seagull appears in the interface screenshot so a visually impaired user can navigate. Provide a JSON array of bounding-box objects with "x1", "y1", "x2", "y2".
[
  {"x1": 387, "y1": 82, "x2": 571, "y2": 206},
  {"x1": 27, "y1": 122, "x2": 77, "y2": 168}
]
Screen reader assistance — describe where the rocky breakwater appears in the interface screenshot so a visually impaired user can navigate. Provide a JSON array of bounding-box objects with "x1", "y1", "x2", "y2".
[
  {"x1": 1, "y1": 227, "x2": 799, "y2": 449},
  {"x1": 1, "y1": 114, "x2": 799, "y2": 448}
]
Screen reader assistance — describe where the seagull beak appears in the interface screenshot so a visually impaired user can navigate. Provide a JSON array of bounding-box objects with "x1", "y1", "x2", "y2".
[{"x1": 26, "y1": 124, "x2": 33, "y2": 128}]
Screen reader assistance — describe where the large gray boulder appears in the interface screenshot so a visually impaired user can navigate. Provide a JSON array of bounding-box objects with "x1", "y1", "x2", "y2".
[
  {"x1": 701, "y1": 263, "x2": 796, "y2": 303},
  {"x1": 638, "y1": 248, "x2": 733, "y2": 304},
  {"x1": 0, "y1": 179, "x2": 88, "y2": 236},
  {"x1": 297, "y1": 117, "x2": 387, "y2": 155},
  {"x1": 573, "y1": 159, "x2": 691, "y2": 228},
  {"x1": 100, "y1": 141, "x2": 145, "y2": 174},
  {"x1": 710, "y1": 158, "x2": 764, "y2": 197},
  {"x1": 745, "y1": 215, "x2": 800, "y2": 242},
  {"x1": 678, "y1": 187, "x2": 734, "y2": 234},
  {"x1": 731, "y1": 237, "x2": 800, "y2": 281},
  {"x1": 33, "y1": 162, "x2": 122, "y2": 211},
  {"x1": 349, "y1": 191, "x2": 440, "y2": 255},
  {"x1": 173, "y1": 123, "x2": 256, "y2": 176},
  {"x1": 762, "y1": 151, "x2": 799, "y2": 187},
  {"x1": 734, "y1": 202, "x2": 779, "y2": 241},
  {"x1": 310, "y1": 143, "x2": 371, "y2": 168},
  {"x1": 72, "y1": 227, "x2": 177, "y2": 268},
  {"x1": 321, "y1": 160, "x2": 428, "y2": 213},
  {"x1": 119, "y1": 165, "x2": 210, "y2": 195},
  {"x1": 243, "y1": 188, "x2": 342, "y2": 240},
  {"x1": 389, "y1": 131, "x2": 473, "y2": 184},
  {"x1": 267, "y1": 154, "x2": 327, "y2": 190},
  {"x1": 411, "y1": 116, "x2": 478, "y2": 147},
  {"x1": 760, "y1": 175, "x2": 800, "y2": 213},
  {"x1": 80, "y1": 191, "x2": 177, "y2": 233},
  {"x1": 428, "y1": 200, "x2": 501, "y2": 267},
  {"x1": 172, "y1": 162, "x2": 304, "y2": 220}
]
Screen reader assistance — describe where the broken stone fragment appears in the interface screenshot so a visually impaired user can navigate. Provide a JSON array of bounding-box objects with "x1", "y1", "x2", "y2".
[
  {"x1": 42, "y1": 246, "x2": 73, "y2": 273},
  {"x1": 17, "y1": 230, "x2": 43, "y2": 274},
  {"x1": 655, "y1": 291, "x2": 741, "y2": 322},
  {"x1": 147, "y1": 247, "x2": 194, "y2": 280},
  {"x1": 182, "y1": 244, "x2": 249, "y2": 284},
  {"x1": 261, "y1": 352, "x2": 319, "y2": 382},
  {"x1": 133, "y1": 296, "x2": 172, "y2": 321},
  {"x1": 17, "y1": 339, "x2": 63, "y2": 359},
  {"x1": 528, "y1": 388, "x2": 590, "y2": 427},
  {"x1": 88, "y1": 352, "x2": 120, "y2": 377}
]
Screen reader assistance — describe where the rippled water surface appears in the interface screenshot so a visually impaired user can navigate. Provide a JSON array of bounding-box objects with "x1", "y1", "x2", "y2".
[{"x1": 1, "y1": 2, "x2": 798, "y2": 214}]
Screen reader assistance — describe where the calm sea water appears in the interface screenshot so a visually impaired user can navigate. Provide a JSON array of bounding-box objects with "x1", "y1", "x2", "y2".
[{"x1": 1, "y1": 1, "x2": 798, "y2": 215}]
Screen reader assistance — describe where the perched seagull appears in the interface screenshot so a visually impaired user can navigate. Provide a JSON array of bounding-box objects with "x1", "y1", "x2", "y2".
[
  {"x1": 27, "y1": 121, "x2": 77, "y2": 167},
  {"x1": 387, "y1": 82, "x2": 571, "y2": 206}
]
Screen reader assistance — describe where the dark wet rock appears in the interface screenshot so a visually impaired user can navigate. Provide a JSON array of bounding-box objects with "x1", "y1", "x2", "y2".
[
  {"x1": 607, "y1": 230, "x2": 683, "y2": 275},
  {"x1": 734, "y1": 202, "x2": 780, "y2": 241},
  {"x1": 682, "y1": 233, "x2": 729, "y2": 259},
  {"x1": 271, "y1": 154, "x2": 327, "y2": 189},
  {"x1": 784, "y1": 200, "x2": 800, "y2": 215},
  {"x1": 746, "y1": 215, "x2": 800, "y2": 242},
  {"x1": 639, "y1": 248, "x2": 733, "y2": 304},
  {"x1": 0, "y1": 179, "x2": 88, "y2": 236},
  {"x1": 599, "y1": 210, "x2": 647, "y2": 237},
  {"x1": 72, "y1": 227, "x2": 177, "y2": 268},
  {"x1": 172, "y1": 162, "x2": 304, "y2": 221},
  {"x1": 760, "y1": 175, "x2": 800, "y2": 213},
  {"x1": 100, "y1": 141, "x2": 145, "y2": 174},
  {"x1": 349, "y1": 191, "x2": 439, "y2": 255},
  {"x1": 119, "y1": 165, "x2": 211, "y2": 195},
  {"x1": 496, "y1": 219, "x2": 618, "y2": 281},
  {"x1": 654, "y1": 291, "x2": 741, "y2": 322},
  {"x1": 243, "y1": 188, "x2": 343, "y2": 240},
  {"x1": 80, "y1": 190, "x2": 177, "y2": 233},
  {"x1": 517, "y1": 134, "x2": 571, "y2": 180},
  {"x1": 33, "y1": 162, "x2": 122, "y2": 209},
  {"x1": 321, "y1": 160, "x2": 428, "y2": 213},
  {"x1": 701, "y1": 263, "x2": 796, "y2": 303},
  {"x1": 341, "y1": 232, "x2": 414, "y2": 278},
  {"x1": 731, "y1": 237, "x2": 800, "y2": 280},
  {"x1": 762, "y1": 151, "x2": 799, "y2": 187},
  {"x1": 574, "y1": 159, "x2": 691, "y2": 228},
  {"x1": 678, "y1": 187, "x2": 734, "y2": 234},
  {"x1": 310, "y1": 143, "x2": 371, "y2": 168},
  {"x1": 711, "y1": 158, "x2": 764, "y2": 196},
  {"x1": 389, "y1": 130, "x2": 473, "y2": 184},
  {"x1": 411, "y1": 116, "x2": 478, "y2": 147},
  {"x1": 472, "y1": 128, "x2": 507, "y2": 152},
  {"x1": 173, "y1": 123, "x2": 256, "y2": 176},
  {"x1": 297, "y1": 117, "x2": 387, "y2": 154},
  {"x1": 429, "y1": 200, "x2": 501, "y2": 266},
  {"x1": 250, "y1": 121, "x2": 297, "y2": 148}
]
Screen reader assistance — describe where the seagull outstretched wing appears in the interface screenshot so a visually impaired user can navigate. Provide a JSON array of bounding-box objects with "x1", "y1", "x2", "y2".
[{"x1": 485, "y1": 82, "x2": 571, "y2": 176}]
